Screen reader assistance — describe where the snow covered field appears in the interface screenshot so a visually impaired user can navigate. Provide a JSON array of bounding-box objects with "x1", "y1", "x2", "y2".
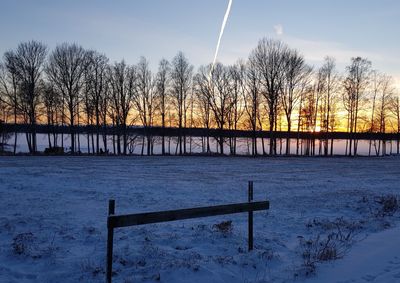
[{"x1": 0, "y1": 156, "x2": 399, "y2": 283}]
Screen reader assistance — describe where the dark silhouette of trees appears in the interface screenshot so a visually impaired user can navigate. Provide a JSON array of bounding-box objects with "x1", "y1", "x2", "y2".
[
  {"x1": 369, "y1": 70, "x2": 379, "y2": 156},
  {"x1": 375, "y1": 74, "x2": 393, "y2": 155},
  {"x1": 300, "y1": 77, "x2": 321, "y2": 155},
  {"x1": 46, "y1": 43, "x2": 86, "y2": 153},
  {"x1": 250, "y1": 39, "x2": 288, "y2": 155},
  {"x1": 207, "y1": 63, "x2": 233, "y2": 154},
  {"x1": 108, "y1": 60, "x2": 136, "y2": 155},
  {"x1": 171, "y1": 51, "x2": 193, "y2": 155},
  {"x1": 82, "y1": 56, "x2": 95, "y2": 154},
  {"x1": 281, "y1": 48, "x2": 311, "y2": 155},
  {"x1": 390, "y1": 93, "x2": 400, "y2": 154},
  {"x1": 42, "y1": 81, "x2": 61, "y2": 148},
  {"x1": 85, "y1": 50, "x2": 109, "y2": 154},
  {"x1": 243, "y1": 59, "x2": 262, "y2": 155},
  {"x1": 6, "y1": 41, "x2": 47, "y2": 153},
  {"x1": 155, "y1": 58, "x2": 170, "y2": 155},
  {"x1": 227, "y1": 61, "x2": 245, "y2": 154},
  {"x1": 1, "y1": 38, "x2": 399, "y2": 156},
  {"x1": 343, "y1": 57, "x2": 371, "y2": 156},
  {"x1": 193, "y1": 66, "x2": 212, "y2": 153},
  {"x1": 134, "y1": 56, "x2": 155, "y2": 155},
  {"x1": 0, "y1": 58, "x2": 20, "y2": 153},
  {"x1": 99, "y1": 79, "x2": 110, "y2": 153},
  {"x1": 318, "y1": 57, "x2": 339, "y2": 155}
]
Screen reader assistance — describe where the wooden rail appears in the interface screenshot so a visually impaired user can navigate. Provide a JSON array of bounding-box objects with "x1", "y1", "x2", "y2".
[
  {"x1": 108, "y1": 201, "x2": 268, "y2": 228},
  {"x1": 106, "y1": 181, "x2": 269, "y2": 283}
]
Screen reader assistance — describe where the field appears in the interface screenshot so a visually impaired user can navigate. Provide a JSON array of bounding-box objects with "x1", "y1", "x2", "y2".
[{"x1": 0, "y1": 156, "x2": 399, "y2": 283}]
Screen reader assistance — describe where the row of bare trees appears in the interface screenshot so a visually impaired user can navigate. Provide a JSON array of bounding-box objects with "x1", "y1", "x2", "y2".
[{"x1": 0, "y1": 39, "x2": 399, "y2": 155}]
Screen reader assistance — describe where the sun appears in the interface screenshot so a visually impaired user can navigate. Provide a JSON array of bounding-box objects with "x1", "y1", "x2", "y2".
[{"x1": 315, "y1": 125, "x2": 321, "y2": 132}]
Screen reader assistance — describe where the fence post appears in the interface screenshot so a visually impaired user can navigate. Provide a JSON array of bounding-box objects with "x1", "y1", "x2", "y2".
[
  {"x1": 248, "y1": 181, "x2": 253, "y2": 251},
  {"x1": 106, "y1": 199, "x2": 115, "y2": 283}
]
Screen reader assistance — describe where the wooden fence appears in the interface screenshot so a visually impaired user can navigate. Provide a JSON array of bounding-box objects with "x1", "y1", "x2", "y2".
[{"x1": 106, "y1": 181, "x2": 269, "y2": 283}]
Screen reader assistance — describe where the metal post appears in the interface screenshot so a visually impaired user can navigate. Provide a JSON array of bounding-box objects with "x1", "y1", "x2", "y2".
[
  {"x1": 248, "y1": 181, "x2": 254, "y2": 251},
  {"x1": 106, "y1": 199, "x2": 115, "y2": 283}
]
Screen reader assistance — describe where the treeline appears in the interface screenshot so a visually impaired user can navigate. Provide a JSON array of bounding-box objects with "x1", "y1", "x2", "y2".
[{"x1": 0, "y1": 39, "x2": 399, "y2": 156}]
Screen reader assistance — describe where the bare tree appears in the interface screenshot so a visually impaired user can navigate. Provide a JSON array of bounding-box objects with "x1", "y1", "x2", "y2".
[
  {"x1": 85, "y1": 50, "x2": 109, "y2": 154},
  {"x1": 42, "y1": 81, "x2": 62, "y2": 148},
  {"x1": 319, "y1": 57, "x2": 339, "y2": 155},
  {"x1": 0, "y1": 85, "x2": 11, "y2": 151},
  {"x1": 208, "y1": 63, "x2": 233, "y2": 154},
  {"x1": 368, "y1": 70, "x2": 380, "y2": 156},
  {"x1": 390, "y1": 93, "x2": 400, "y2": 154},
  {"x1": 99, "y1": 78, "x2": 110, "y2": 153},
  {"x1": 243, "y1": 59, "x2": 262, "y2": 155},
  {"x1": 155, "y1": 58, "x2": 170, "y2": 155},
  {"x1": 249, "y1": 38, "x2": 288, "y2": 155},
  {"x1": 46, "y1": 43, "x2": 86, "y2": 153},
  {"x1": 343, "y1": 57, "x2": 371, "y2": 156},
  {"x1": 171, "y1": 51, "x2": 193, "y2": 155},
  {"x1": 9, "y1": 41, "x2": 47, "y2": 153},
  {"x1": 82, "y1": 58, "x2": 95, "y2": 154},
  {"x1": 375, "y1": 74, "x2": 394, "y2": 155},
  {"x1": 134, "y1": 56, "x2": 155, "y2": 155},
  {"x1": 281, "y1": 48, "x2": 311, "y2": 154},
  {"x1": 228, "y1": 61, "x2": 245, "y2": 154},
  {"x1": 299, "y1": 80, "x2": 321, "y2": 156},
  {"x1": 108, "y1": 60, "x2": 136, "y2": 155},
  {"x1": 194, "y1": 66, "x2": 212, "y2": 153},
  {"x1": 0, "y1": 58, "x2": 20, "y2": 153}
]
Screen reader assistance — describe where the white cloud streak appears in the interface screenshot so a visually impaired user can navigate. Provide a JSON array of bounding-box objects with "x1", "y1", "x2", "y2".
[
  {"x1": 273, "y1": 24, "x2": 283, "y2": 36},
  {"x1": 210, "y1": 0, "x2": 233, "y2": 76}
]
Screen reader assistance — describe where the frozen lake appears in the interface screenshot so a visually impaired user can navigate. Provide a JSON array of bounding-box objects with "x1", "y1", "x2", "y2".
[
  {"x1": 7, "y1": 133, "x2": 400, "y2": 156},
  {"x1": 0, "y1": 156, "x2": 399, "y2": 282}
]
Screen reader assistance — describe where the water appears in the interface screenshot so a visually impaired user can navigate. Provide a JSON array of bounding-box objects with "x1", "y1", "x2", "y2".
[{"x1": 5, "y1": 133, "x2": 399, "y2": 156}]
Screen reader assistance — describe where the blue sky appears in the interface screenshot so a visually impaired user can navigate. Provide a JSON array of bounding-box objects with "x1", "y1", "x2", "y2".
[{"x1": 1, "y1": 0, "x2": 399, "y2": 79}]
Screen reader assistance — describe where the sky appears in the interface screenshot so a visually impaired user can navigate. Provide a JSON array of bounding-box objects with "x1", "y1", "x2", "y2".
[{"x1": 1, "y1": 0, "x2": 399, "y2": 81}]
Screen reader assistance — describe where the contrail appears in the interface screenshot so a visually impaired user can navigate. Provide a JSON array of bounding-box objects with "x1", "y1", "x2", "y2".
[{"x1": 210, "y1": 0, "x2": 233, "y2": 78}]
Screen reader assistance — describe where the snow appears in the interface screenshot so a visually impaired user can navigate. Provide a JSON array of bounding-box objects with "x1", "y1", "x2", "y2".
[
  {"x1": 305, "y1": 225, "x2": 400, "y2": 283},
  {"x1": 0, "y1": 156, "x2": 399, "y2": 282}
]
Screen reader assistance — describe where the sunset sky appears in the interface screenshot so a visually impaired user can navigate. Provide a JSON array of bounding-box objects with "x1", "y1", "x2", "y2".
[{"x1": 1, "y1": 0, "x2": 399, "y2": 81}]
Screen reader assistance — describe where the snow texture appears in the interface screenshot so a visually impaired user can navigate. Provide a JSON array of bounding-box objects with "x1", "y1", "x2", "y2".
[{"x1": 0, "y1": 156, "x2": 399, "y2": 282}]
